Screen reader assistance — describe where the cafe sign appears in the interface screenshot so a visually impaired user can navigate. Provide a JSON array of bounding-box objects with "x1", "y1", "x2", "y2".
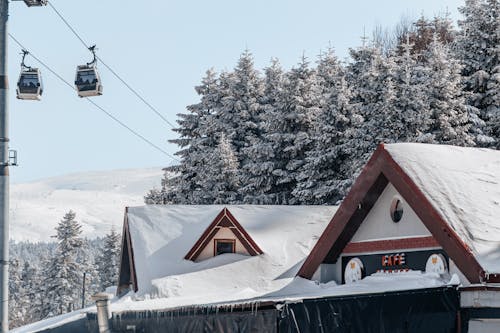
[{"x1": 342, "y1": 249, "x2": 448, "y2": 284}]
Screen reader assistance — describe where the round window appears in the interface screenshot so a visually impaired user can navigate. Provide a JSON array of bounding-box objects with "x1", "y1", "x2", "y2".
[{"x1": 390, "y1": 198, "x2": 403, "y2": 223}]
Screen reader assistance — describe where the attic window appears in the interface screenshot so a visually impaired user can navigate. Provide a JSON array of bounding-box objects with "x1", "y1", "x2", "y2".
[
  {"x1": 390, "y1": 198, "x2": 403, "y2": 223},
  {"x1": 215, "y1": 239, "x2": 235, "y2": 255}
]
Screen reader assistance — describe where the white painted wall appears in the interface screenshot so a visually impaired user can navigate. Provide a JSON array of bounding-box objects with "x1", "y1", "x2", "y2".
[
  {"x1": 468, "y1": 319, "x2": 500, "y2": 333},
  {"x1": 316, "y1": 184, "x2": 471, "y2": 285},
  {"x1": 351, "y1": 183, "x2": 432, "y2": 242},
  {"x1": 461, "y1": 290, "x2": 500, "y2": 308},
  {"x1": 196, "y1": 227, "x2": 250, "y2": 261}
]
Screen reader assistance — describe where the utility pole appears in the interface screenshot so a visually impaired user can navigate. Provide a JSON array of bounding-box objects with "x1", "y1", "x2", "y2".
[
  {"x1": 0, "y1": 0, "x2": 8, "y2": 331},
  {"x1": 82, "y1": 272, "x2": 87, "y2": 309}
]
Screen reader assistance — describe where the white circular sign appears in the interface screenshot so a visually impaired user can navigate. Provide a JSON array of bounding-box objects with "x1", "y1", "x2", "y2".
[
  {"x1": 344, "y1": 258, "x2": 364, "y2": 284},
  {"x1": 425, "y1": 254, "x2": 448, "y2": 274}
]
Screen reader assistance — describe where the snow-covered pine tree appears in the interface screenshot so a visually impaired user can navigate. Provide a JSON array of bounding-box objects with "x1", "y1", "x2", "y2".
[
  {"x1": 345, "y1": 45, "x2": 394, "y2": 176},
  {"x1": 96, "y1": 228, "x2": 121, "y2": 291},
  {"x1": 161, "y1": 69, "x2": 223, "y2": 204},
  {"x1": 424, "y1": 37, "x2": 476, "y2": 146},
  {"x1": 8, "y1": 259, "x2": 22, "y2": 328},
  {"x1": 216, "y1": 50, "x2": 264, "y2": 156},
  {"x1": 43, "y1": 210, "x2": 83, "y2": 317},
  {"x1": 18, "y1": 261, "x2": 43, "y2": 325},
  {"x1": 293, "y1": 48, "x2": 360, "y2": 204},
  {"x1": 455, "y1": 0, "x2": 499, "y2": 147},
  {"x1": 241, "y1": 58, "x2": 284, "y2": 204},
  {"x1": 393, "y1": 39, "x2": 432, "y2": 142},
  {"x1": 265, "y1": 56, "x2": 318, "y2": 204},
  {"x1": 196, "y1": 133, "x2": 240, "y2": 204},
  {"x1": 77, "y1": 238, "x2": 100, "y2": 308}
]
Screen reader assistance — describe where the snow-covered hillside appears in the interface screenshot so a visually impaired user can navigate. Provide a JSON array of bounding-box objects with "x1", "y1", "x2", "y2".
[{"x1": 10, "y1": 168, "x2": 163, "y2": 242}]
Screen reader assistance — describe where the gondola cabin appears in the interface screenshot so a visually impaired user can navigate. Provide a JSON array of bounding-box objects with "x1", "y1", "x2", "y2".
[
  {"x1": 75, "y1": 65, "x2": 103, "y2": 98},
  {"x1": 16, "y1": 68, "x2": 43, "y2": 101},
  {"x1": 23, "y1": 0, "x2": 48, "y2": 6}
]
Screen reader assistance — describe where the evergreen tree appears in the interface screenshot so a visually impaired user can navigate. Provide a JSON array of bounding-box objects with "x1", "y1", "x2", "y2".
[
  {"x1": 265, "y1": 56, "x2": 318, "y2": 204},
  {"x1": 96, "y1": 228, "x2": 121, "y2": 291},
  {"x1": 455, "y1": 0, "x2": 499, "y2": 147},
  {"x1": 196, "y1": 133, "x2": 240, "y2": 204},
  {"x1": 293, "y1": 49, "x2": 360, "y2": 204},
  {"x1": 241, "y1": 58, "x2": 285, "y2": 203},
  {"x1": 18, "y1": 261, "x2": 43, "y2": 325},
  {"x1": 214, "y1": 50, "x2": 264, "y2": 158},
  {"x1": 424, "y1": 38, "x2": 475, "y2": 146},
  {"x1": 163, "y1": 69, "x2": 222, "y2": 204},
  {"x1": 8, "y1": 259, "x2": 22, "y2": 328},
  {"x1": 394, "y1": 39, "x2": 432, "y2": 141},
  {"x1": 43, "y1": 210, "x2": 83, "y2": 317},
  {"x1": 345, "y1": 45, "x2": 394, "y2": 176}
]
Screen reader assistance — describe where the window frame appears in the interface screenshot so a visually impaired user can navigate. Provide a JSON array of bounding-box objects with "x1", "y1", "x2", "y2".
[{"x1": 214, "y1": 238, "x2": 236, "y2": 256}]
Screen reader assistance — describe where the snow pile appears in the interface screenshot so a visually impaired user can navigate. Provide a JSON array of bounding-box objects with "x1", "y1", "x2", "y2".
[
  {"x1": 123, "y1": 205, "x2": 337, "y2": 305},
  {"x1": 385, "y1": 143, "x2": 500, "y2": 273},
  {"x1": 111, "y1": 271, "x2": 452, "y2": 313},
  {"x1": 10, "y1": 167, "x2": 163, "y2": 241}
]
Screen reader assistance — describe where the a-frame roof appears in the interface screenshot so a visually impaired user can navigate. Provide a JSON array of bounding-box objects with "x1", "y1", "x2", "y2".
[
  {"x1": 184, "y1": 207, "x2": 264, "y2": 260},
  {"x1": 118, "y1": 205, "x2": 336, "y2": 296},
  {"x1": 298, "y1": 143, "x2": 500, "y2": 284}
]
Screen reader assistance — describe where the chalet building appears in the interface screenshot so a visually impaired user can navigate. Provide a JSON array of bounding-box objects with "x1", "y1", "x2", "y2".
[
  {"x1": 117, "y1": 205, "x2": 336, "y2": 297},
  {"x1": 298, "y1": 143, "x2": 500, "y2": 332},
  {"x1": 17, "y1": 143, "x2": 500, "y2": 333}
]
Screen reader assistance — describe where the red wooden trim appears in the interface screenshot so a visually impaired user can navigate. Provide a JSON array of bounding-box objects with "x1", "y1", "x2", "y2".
[
  {"x1": 231, "y1": 228, "x2": 259, "y2": 255},
  {"x1": 189, "y1": 228, "x2": 220, "y2": 260},
  {"x1": 184, "y1": 209, "x2": 226, "y2": 260},
  {"x1": 213, "y1": 239, "x2": 236, "y2": 256},
  {"x1": 298, "y1": 144, "x2": 488, "y2": 284},
  {"x1": 483, "y1": 273, "x2": 500, "y2": 283},
  {"x1": 184, "y1": 207, "x2": 263, "y2": 261},
  {"x1": 380, "y1": 149, "x2": 484, "y2": 283},
  {"x1": 297, "y1": 146, "x2": 389, "y2": 276},
  {"x1": 225, "y1": 209, "x2": 264, "y2": 255},
  {"x1": 343, "y1": 236, "x2": 440, "y2": 254}
]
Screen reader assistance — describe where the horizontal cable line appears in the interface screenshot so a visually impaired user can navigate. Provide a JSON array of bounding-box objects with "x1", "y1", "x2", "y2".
[
  {"x1": 47, "y1": 0, "x2": 177, "y2": 129},
  {"x1": 8, "y1": 33, "x2": 179, "y2": 162}
]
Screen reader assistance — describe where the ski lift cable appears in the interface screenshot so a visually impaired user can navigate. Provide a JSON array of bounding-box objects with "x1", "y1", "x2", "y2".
[
  {"x1": 8, "y1": 33, "x2": 180, "y2": 162},
  {"x1": 46, "y1": 1, "x2": 178, "y2": 129}
]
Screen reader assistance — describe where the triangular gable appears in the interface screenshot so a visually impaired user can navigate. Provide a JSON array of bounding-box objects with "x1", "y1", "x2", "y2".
[
  {"x1": 297, "y1": 144, "x2": 494, "y2": 284},
  {"x1": 184, "y1": 207, "x2": 263, "y2": 261}
]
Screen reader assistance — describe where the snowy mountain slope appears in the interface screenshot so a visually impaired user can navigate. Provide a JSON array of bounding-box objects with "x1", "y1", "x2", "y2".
[{"x1": 10, "y1": 168, "x2": 164, "y2": 242}]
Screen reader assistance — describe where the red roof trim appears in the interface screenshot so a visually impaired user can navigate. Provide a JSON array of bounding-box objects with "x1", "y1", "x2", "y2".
[
  {"x1": 343, "y1": 236, "x2": 440, "y2": 254},
  {"x1": 297, "y1": 144, "x2": 487, "y2": 283},
  {"x1": 184, "y1": 207, "x2": 263, "y2": 261}
]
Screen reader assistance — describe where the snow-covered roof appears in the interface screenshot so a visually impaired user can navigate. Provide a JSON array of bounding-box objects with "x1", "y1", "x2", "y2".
[
  {"x1": 385, "y1": 143, "x2": 500, "y2": 274},
  {"x1": 124, "y1": 205, "x2": 337, "y2": 303}
]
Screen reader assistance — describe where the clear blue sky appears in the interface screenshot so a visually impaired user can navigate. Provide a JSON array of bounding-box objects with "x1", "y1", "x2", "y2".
[{"x1": 8, "y1": 0, "x2": 464, "y2": 183}]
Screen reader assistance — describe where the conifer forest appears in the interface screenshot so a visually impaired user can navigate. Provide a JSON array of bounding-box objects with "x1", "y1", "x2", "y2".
[{"x1": 146, "y1": 0, "x2": 499, "y2": 207}]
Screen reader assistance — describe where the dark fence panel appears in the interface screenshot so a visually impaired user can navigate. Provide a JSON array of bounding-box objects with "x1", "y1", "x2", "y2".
[
  {"x1": 87, "y1": 306, "x2": 277, "y2": 333},
  {"x1": 278, "y1": 286, "x2": 460, "y2": 333},
  {"x1": 33, "y1": 317, "x2": 88, "y2": 333}
]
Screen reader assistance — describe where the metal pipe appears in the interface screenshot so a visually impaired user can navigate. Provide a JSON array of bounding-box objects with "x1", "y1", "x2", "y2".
[
  {"x1": 92, "y1": 293, "x2": 111, "y2": 333},
  {"x1": 0, "y1": 1, "x2": 9, "y2": 331}
]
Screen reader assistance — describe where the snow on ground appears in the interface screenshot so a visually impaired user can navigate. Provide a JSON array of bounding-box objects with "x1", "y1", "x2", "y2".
[
  {"x1": 385, "y1": 143, "x2": 500, "y2": 273},
  {"x1": 10, "y1": 167, "x2": 163, "y2": 241}
]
